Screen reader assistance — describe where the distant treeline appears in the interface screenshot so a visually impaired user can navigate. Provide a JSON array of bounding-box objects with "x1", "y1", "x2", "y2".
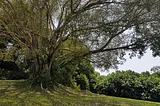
[{"x1": 96, "y1": 70, "x2": 160, "y2": 102}]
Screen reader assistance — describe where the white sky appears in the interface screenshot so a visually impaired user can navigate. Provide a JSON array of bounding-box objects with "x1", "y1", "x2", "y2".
[{"x1": 97, "y1": 49, "x2": 160, "y2": 75}]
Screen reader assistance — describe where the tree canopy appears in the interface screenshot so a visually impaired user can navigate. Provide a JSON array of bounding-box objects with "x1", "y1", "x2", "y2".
[{"x1": 1, "y1": 0, "x2": 160, "y2": 86}]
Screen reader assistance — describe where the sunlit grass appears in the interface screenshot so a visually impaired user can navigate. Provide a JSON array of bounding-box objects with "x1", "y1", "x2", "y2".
[{"x1": 0, "y1": 80, "x2": 160, "y2": 106}]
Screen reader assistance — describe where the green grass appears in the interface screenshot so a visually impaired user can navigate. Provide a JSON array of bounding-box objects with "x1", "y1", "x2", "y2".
[{"x1": 0, "y1": 80, "x2": 160, "y2": 106}]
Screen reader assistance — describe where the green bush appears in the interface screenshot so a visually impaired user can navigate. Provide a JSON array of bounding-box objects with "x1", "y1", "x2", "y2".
[
  {"x1": 0, "y1": 60, "x2": 27, "y2": 80},
  {"x1": 95, "y1": 70, "x2": 160, "y2": 102},
  {"x1": 76, "y1": 74, "x2": 89, "y2": 90}
]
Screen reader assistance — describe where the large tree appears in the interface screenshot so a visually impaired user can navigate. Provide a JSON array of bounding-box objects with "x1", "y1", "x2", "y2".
[{"x1": 0, "y1": 0, "x2": 160, "y2": 85}]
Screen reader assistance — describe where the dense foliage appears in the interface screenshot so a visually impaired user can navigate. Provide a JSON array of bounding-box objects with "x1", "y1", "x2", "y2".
[
  {"x1": 96, "y1": 70, "x2": 160, "y2": 102},
  {"x1": 0, "y1": 60, "x2": 27, "y2": 80}
]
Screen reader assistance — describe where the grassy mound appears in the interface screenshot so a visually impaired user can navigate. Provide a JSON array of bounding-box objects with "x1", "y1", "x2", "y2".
[{"x1": 0, "y1": 80, "x2": 160, "y2": 106}]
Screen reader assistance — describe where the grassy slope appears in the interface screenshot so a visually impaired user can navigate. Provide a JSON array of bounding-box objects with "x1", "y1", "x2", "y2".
[{"x1": 0, "y1": 80, "x2": 160, "y2": 106}]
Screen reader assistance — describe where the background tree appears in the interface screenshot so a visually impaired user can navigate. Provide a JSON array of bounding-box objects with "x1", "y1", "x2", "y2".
[
  {"x1": 150, "y1": 66, "x2": 160, "y2": 73},
  {"x1": 95, "y1": 70, "x2": 160, "y2": 102}
]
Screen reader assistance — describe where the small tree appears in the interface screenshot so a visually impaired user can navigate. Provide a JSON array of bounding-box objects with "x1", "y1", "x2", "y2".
[{"x1": 150, "y1": 66, "x2": 160, "y2": 73}]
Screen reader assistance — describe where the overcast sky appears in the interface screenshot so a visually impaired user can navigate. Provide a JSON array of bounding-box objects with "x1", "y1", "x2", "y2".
[{"x1": 97, "y1": 49, "x2": 160, "y2": 75}]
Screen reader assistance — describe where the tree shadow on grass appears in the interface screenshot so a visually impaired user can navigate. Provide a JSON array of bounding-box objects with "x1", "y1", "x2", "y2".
[
  {"x1": 0, "y1": 84, "x2": 13, "y2": 96},
  {"x1": 0, "y1": 81, "x2": 98, "y2": 106},
  {"x1": 0, "y1": 80, "x2": 44, "y2": 105},
  {"x1": 0, "y1": 80, "x2": 29, "y2": 96}
]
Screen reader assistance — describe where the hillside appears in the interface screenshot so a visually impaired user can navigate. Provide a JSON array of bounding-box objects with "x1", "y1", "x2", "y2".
[{"x1": 0, "y1": 80, "x2": 160, "y2": 106}]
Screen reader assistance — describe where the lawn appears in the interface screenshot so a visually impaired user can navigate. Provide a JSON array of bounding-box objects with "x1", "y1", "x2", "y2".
[{"x1": 0, "y1": 80, "x2": 160, "y2": 106}]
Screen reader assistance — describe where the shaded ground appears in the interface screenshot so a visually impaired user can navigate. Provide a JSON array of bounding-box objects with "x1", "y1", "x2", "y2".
[{"x1": 0, "y1": 80, "x2": 160, "y2": 106}]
